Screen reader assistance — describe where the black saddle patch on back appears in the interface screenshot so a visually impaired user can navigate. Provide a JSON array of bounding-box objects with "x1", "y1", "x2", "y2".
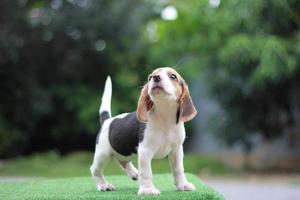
[{"x1": 108, "y1": 112, "x2": 146, "y2": 156}]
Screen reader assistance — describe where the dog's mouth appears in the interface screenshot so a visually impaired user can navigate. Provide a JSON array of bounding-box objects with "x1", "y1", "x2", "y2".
[
  {"x1": 150, "y1": 85, "x2": 165, "y2": 95},
  {"x1": 152, "y1": 86, "x2": 163, "y2": 90}
]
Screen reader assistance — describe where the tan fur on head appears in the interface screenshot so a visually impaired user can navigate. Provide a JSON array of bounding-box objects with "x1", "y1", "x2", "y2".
[
  {"x1": 136, "y1": 67, "x2": 197, "y2": 123},
  {"x1": 177, "y1": 80, "x2": 197, "y2": 123},
  {"x1": 137, "y1": 84, "x2": 153, "y2": 122}
]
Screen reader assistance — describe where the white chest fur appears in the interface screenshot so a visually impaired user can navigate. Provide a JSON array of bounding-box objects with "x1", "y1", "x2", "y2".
[{"x1": 140, "y1": 122, "x2": 186, "y2": 159}]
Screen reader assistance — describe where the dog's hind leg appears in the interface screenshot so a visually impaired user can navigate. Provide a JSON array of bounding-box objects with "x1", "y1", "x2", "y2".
[
  {"x1": 90, "y1": 148, "x2": 115, "y2": 191},
  {"x1": 118, "y1": 161, "x2": 139, "y2": 181}
]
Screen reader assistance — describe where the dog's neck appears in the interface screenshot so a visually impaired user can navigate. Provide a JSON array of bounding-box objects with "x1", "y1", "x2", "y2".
[{"x1": 148, "y1": 97, "x2": 179, "y2": 131}]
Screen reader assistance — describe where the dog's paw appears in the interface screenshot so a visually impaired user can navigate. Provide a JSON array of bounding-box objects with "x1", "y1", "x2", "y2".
[
  {"x1": 127, "y1": 169, "x2": 138, "y2": 181},
  {"x1": 129, "y1": 171, "x2": 138, "y2": 181},
  {"x1": 138, "y1": 186, "x2": 160, "y2": 195},
  {"x1": 177, "y1": 182, "x2": 196, "y2": 191},
  {"x1": 97, "y1": 182, "x2": 116, "y2": 191}
]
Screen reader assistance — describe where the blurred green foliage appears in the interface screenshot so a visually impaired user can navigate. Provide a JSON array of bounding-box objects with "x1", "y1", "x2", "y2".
[
  {"x1": 148, "y1": 0, "x2": 300, "y2": 150},
  {"x1": 0, "y1": 0, "x2": 299, "y2": 157},
  {"x1": 0, "y1": 0, "x2": 158, "y2": 157},
  {"x1": 0, "y1": 151, "x2": 229, "y2": 177}
]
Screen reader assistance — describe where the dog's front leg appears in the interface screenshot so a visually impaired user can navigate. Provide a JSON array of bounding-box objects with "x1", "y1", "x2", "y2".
[
  {"x1": 137, "y1": 147, "x2": 160, "y2": 195},
  {"x1": 169, "y1": 145, "x2": 196, "y2": 191}
]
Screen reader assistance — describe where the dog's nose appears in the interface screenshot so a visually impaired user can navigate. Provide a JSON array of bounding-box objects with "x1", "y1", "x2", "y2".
[{"x1": 153, "y1": 75, "x2": 161, "y2": 83}]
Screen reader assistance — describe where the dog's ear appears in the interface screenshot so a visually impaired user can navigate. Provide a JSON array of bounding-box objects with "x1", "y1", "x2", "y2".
[
  {"x1": 177, "y1": 81, "x2": 197, "y2": 123},
  {"x1": 137, "y1": 84, "x2": 153, "y2": 122}
]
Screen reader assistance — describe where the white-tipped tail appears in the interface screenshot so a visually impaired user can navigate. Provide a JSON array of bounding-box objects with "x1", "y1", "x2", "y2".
[{"x1": 99, "y1": 76, "x2": 112, "y2": 117}]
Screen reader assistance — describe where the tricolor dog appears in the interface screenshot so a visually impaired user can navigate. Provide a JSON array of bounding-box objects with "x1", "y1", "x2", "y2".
[{"x1": 90, "y1": 67, "x2": 197, "y2": 195}]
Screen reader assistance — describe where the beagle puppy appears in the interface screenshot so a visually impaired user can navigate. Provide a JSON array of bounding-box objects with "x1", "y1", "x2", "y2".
[{"x1": 90, "y1": 67, "x2": 197, "y2": 195}]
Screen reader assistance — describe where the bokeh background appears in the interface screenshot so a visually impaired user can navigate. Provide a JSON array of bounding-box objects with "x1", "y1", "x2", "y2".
[{"x1": 0, "y1": 0, "x2": 300, "y2": 199}]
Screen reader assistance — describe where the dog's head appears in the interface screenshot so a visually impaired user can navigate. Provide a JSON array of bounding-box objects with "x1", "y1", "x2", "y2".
[{"x1": 137, "y1": 67, "x2": 197, "y2": 123}]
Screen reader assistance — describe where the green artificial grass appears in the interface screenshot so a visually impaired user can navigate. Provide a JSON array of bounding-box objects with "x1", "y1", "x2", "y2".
[{"x1": 0, "y1": 174, "x2": 224, "y2": 200}]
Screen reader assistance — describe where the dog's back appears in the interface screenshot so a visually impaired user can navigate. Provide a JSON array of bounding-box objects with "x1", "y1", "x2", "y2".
[
  {"x1": 96, "y1": 77, "x2": 145, "y2": 157},
  {"x1": 108, "y1": 112, "x2": 145, "y2": 156}
]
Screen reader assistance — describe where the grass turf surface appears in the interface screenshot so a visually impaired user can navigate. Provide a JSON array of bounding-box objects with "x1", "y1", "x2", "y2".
[{"x1": 0, "y1": 173, "x2": 224, "y2": 200}]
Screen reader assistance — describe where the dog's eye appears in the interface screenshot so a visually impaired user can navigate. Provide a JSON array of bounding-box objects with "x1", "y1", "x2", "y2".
[
  {"x1": 170, "y1": 74, "x2": 177, "y2": 80},
  {"x1": 148, "y1": 75, "x2": 152, "y2": 81}
]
